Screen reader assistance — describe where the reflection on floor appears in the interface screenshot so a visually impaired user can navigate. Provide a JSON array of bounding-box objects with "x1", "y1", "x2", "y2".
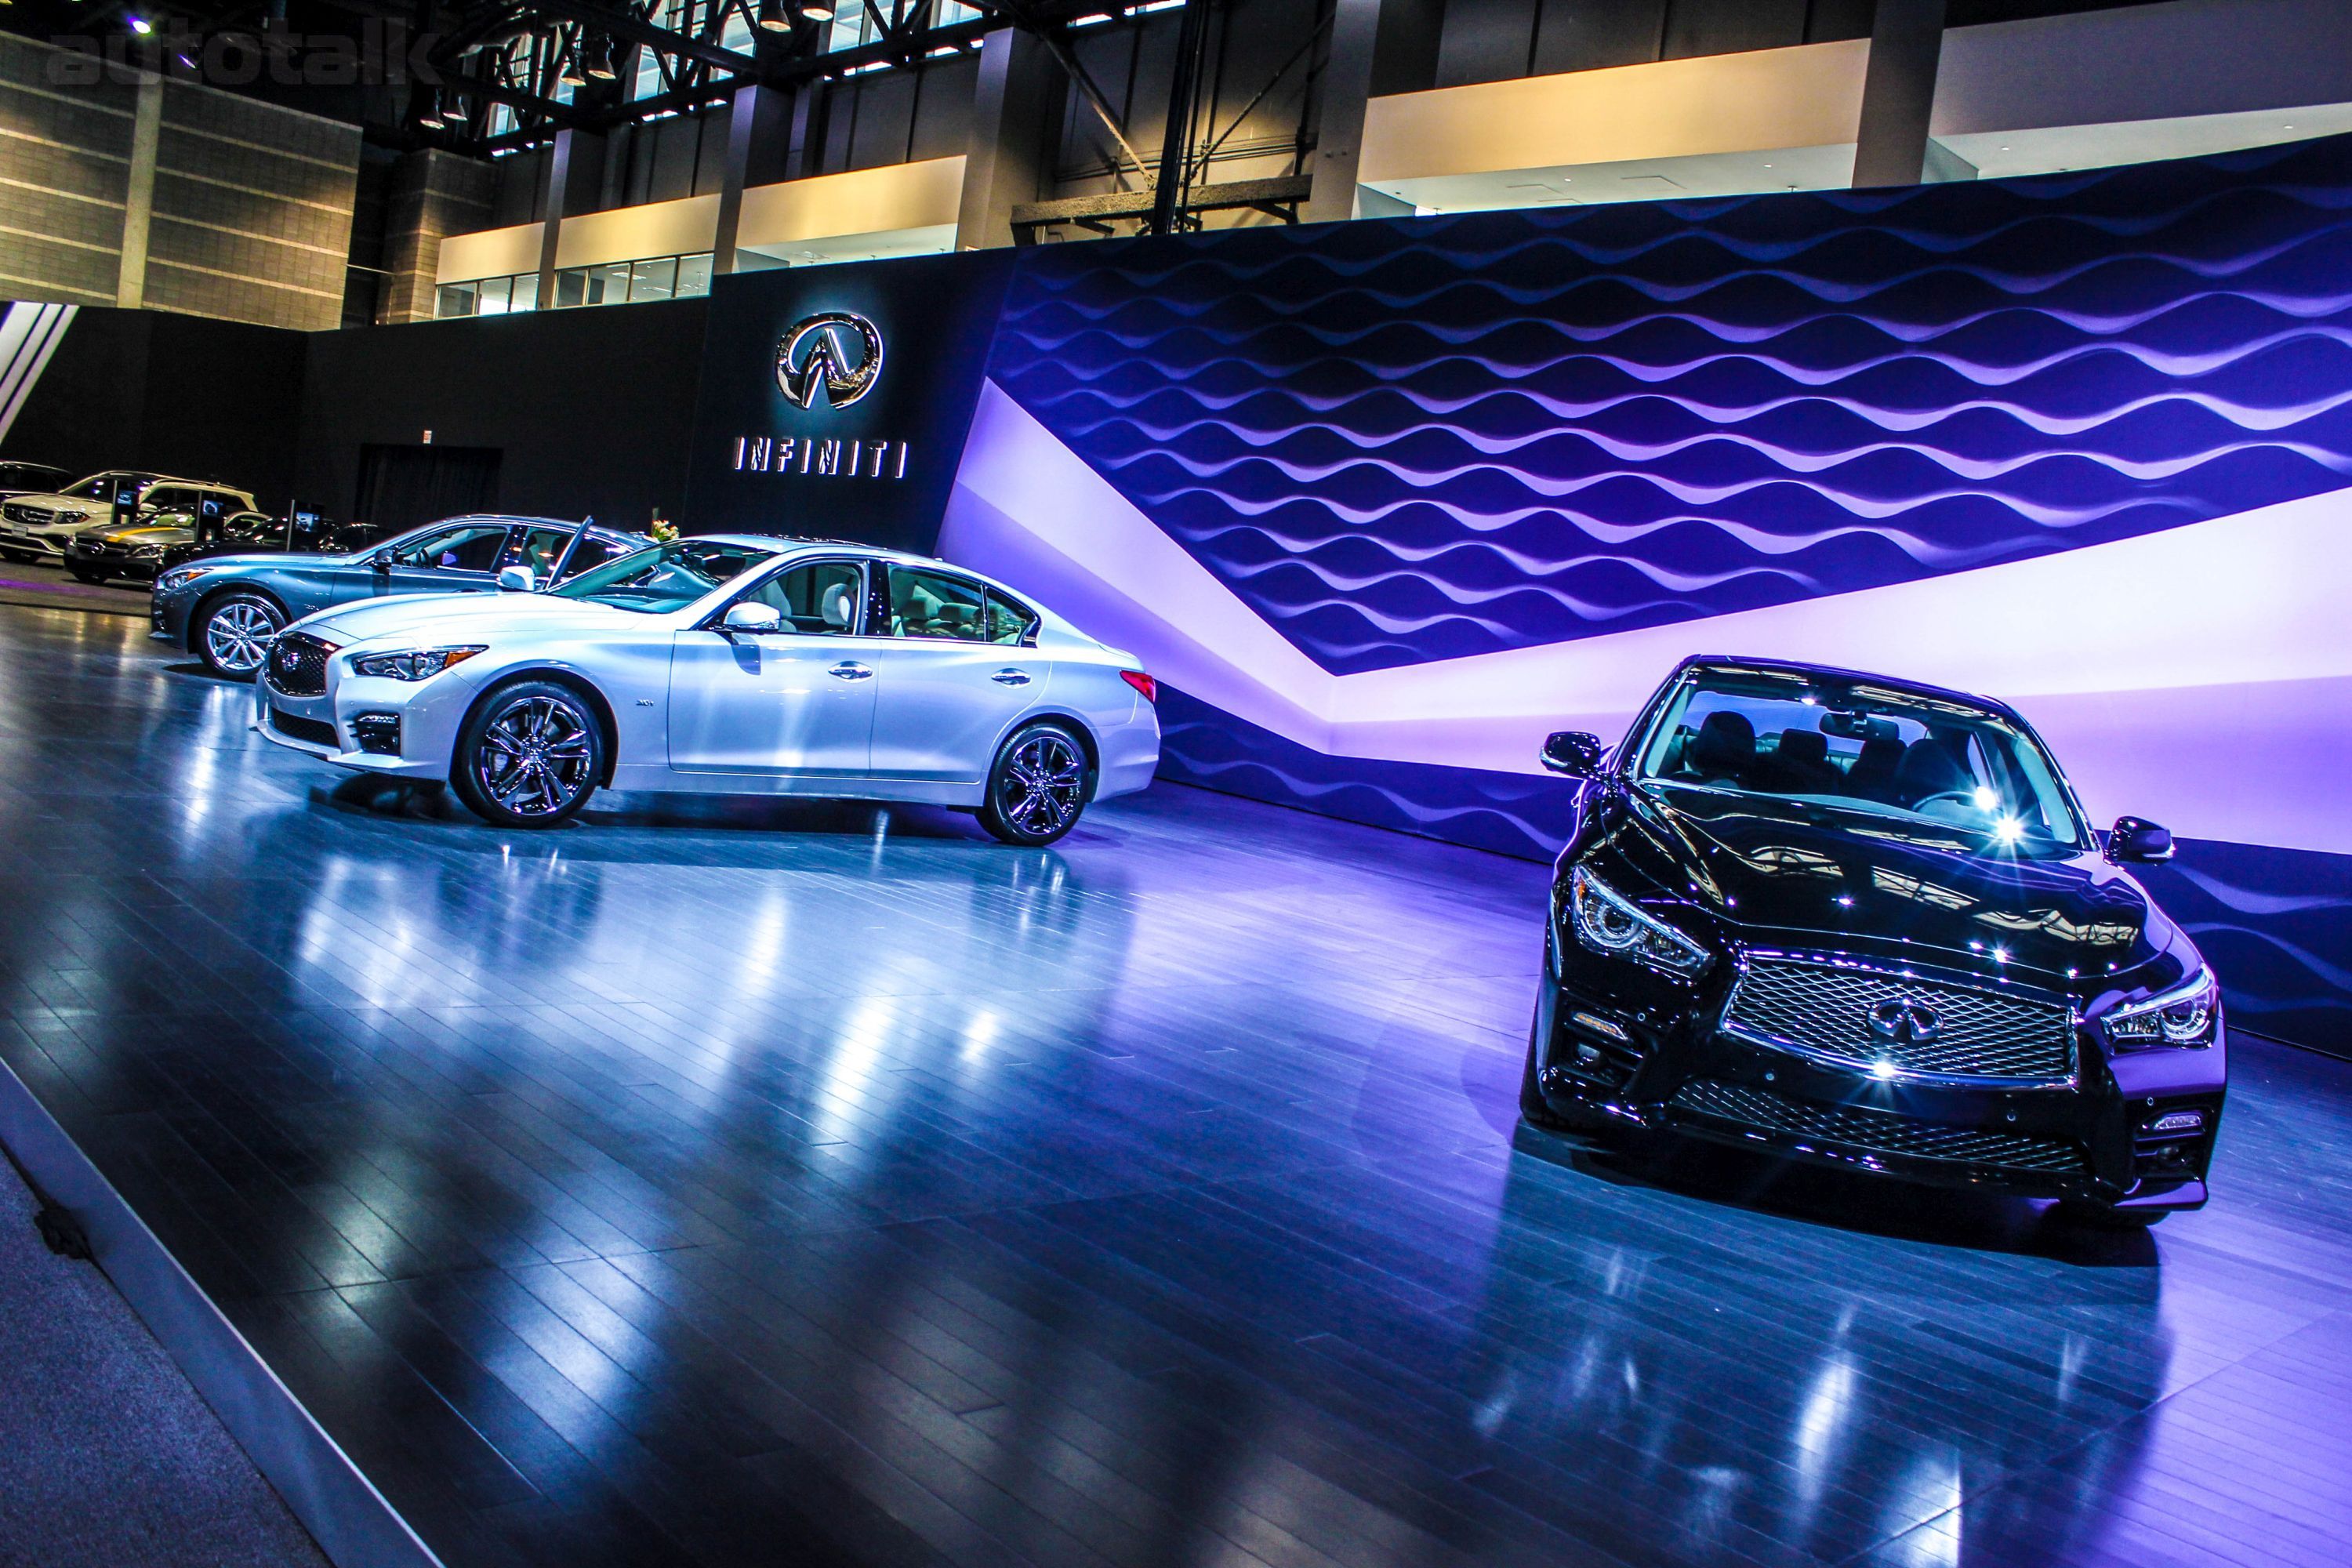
[
  {"x1": 0, "y1": 559, "x2": 149, "y2": 619},
  {"x1": 2, "y1": 602, "x2": 2349, "y2": 1568}
]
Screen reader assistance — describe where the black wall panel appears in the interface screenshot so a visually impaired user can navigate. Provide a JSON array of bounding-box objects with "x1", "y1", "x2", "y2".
[
  {"x1": 293, "y1": 298, "x2": 707, "y2": 532},
  {"x1": 2, "y1": 307, "x2": 305, "y2": 508}
]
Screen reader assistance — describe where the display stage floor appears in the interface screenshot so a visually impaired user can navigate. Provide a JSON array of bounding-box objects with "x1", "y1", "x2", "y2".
[{"x1": 3, "y1": 602, "x2": 2350, "y2": 1568}]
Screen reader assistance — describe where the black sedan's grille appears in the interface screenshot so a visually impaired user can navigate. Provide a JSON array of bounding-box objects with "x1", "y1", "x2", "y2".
[
  {"x1": 265, "y1": 632, "x2": 333, "y2": 696},
  {"x1": 1724, "y1": 956, "x2": 2074, "y2": 1083},
  {"x1": 269, "y1": 708, "x2": 339, "y2": 748},
  {"x1": 1671, "y1": 1079, "x2": 2087, "y2": 1175}
]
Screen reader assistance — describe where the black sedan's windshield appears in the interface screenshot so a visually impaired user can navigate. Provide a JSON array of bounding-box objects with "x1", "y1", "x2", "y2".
[
  {"x1": 551, "y1": 539, "x2": 780, "y2": 613},
  {"x1": 1635, "y1": 669, "x2": 2089, "y2": 851}
]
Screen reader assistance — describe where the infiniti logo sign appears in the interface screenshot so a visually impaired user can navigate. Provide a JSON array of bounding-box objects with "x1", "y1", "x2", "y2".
[
  {"x1": 775, "y1": 312, "x2": 882, "y2": 411},
  {"x1": 1867, "y1": 998, "x2": 1942, "y2": 1046},
  {"x1": 733, "y1": 308, "x2": 911, "y2": 484}
]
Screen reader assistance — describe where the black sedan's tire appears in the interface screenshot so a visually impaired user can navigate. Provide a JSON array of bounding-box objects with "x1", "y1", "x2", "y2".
[
  {"x1": 194, "y1": 590, "x2": 285, "y2": 678},
  {"x1": 66, "y1": 564, "x2": 106, "y2": 584},
  {"x1": 977, "y1": 720, "x2": 1094, "y2": 847},
  {"x1": 452, "y1": 679, "x2": 606, "y2": 829}
]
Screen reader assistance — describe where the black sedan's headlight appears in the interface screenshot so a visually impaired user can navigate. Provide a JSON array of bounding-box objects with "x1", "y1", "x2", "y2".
[
  {"x1": 350, "y1": 646, "x2": 485, "y2": 681},
  {"x1": 1566, "y1": 866, "x2": 1712, "y2": 979},
  {"x1": 2101, "y1": 967, "x2": 2220, "y2": 1049}
]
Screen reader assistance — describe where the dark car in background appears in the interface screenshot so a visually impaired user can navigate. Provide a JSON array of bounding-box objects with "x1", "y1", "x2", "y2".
[
  {"x1": 153, "y1": 514, "x2": 648, "y2": 676},
  {"x1": 156, "y1": 510, "x2": 405, "y2": 575},
  {"x1": 0, "y1": 460, "x2": 68, "y2": 499},
  {"x1": 64, "y1": 509, "x2": 288, "y2": 584},
  {"x1": 1522, "y1": 656, "x2": 2223, "y2": 1226}
]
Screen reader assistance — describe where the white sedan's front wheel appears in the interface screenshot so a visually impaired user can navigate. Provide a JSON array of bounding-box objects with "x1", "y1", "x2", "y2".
[
  {"x1": 452, "y1": 680, "x2": 604, "y2": 829},
  {"x1": 978, "y1": 720, "x2": 1093, "y2": 847}
]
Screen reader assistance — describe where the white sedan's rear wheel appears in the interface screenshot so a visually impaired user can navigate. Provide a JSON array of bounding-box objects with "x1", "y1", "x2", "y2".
[
  {"x1": 452, "y1": 681, "x2": 605, "y2": 829},
  {"x1": 978, "y1": 720, "x2": 1093, "y2": 846}
]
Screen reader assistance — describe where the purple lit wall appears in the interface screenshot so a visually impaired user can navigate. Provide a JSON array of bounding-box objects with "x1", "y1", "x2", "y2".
[{"x1": 936, "y1": 135, "x2": 2352, "y2": 1050}]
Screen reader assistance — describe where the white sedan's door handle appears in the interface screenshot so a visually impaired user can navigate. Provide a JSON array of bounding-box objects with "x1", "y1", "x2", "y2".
[
  {"x1": 991, "y1": 668, "x2": 1032, "y2": 686},
  {"x1": 828, "y1": 661, "x2": 874, "y2": 681}
]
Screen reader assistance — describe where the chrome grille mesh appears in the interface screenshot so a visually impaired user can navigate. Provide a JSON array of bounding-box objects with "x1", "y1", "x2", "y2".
[
  {"x1": 265, "y1": 632, "x2": 332, "y2": 697},
  {"x1": 1671, "y1": 1080, "x2": 2087, "y2": 1174},
  {"x1": 1725, "y1": 958, "x2": 2074, "y2": 1083}
]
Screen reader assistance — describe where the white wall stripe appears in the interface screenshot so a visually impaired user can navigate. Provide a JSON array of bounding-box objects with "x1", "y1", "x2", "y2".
[{"x1": 0, "y1": 301, "x2": 77, "y2": 447}]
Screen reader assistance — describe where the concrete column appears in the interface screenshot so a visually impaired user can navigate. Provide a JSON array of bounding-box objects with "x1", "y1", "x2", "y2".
[
  {"x1": 116, "y1": 74, "x2": 164, "y2": 308},
  {"x1": 534, "y1": 127, "x2": 605, "y2": 310},
  {"x1": 1853, "y1": 0, "x2": 1948, "y2": 188},
  {"x1": 956, "y1": 28, "x2": 1063, "y2": 251},
  {"x1": 1301, "y1": 0, "x2": 1444, "y2": 225},
  {"x1": 714, "y1": 83, "x2": 789, "y2": 275}
]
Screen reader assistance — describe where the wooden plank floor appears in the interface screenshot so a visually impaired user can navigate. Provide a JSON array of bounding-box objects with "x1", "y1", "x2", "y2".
[{"x1": 3, "y1": 601, "x2": 2350, "y2": 1568}]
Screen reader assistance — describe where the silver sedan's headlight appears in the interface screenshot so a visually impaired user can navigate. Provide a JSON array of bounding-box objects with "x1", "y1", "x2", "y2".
[
  {"x1": 350, "y1": 647, "x2": 487, "y2": 681},
  {"x1": 1566, "y1": 865, "x2": 1713, "y2": 979},
  {"x1": 2101, "y1": 967, "x2": 2220, "y2": 1050},
  {"x1": 156, "y1": 564, "x2": 225, "y2": 592}
]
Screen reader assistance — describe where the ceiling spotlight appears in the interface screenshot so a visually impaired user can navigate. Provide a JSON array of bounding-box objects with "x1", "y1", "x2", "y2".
[
  {"x1": 800, "y1": 2, "x2": 836, "y2": 18},
  {"x1": 583, "y1": 33, "x2": 618, "y2": 80},
  {"x1": 757, "y1": 0, "x2": 790, "y2": 29},
  {"x1": 557, "y1": 46, "x2": 586, "y2": 87}
]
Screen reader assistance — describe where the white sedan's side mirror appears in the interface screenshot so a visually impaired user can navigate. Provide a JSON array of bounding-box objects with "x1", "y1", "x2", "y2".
[
  {"x1": 722, "y1": 601, "x2": 783, "y2": 633},
  {"x1": 495, "y1": 565, "x2": 535, "y2": 593}
]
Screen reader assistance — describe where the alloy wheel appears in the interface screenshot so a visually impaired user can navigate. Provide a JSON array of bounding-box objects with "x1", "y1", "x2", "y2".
[
  {"x1": 472, "y1": 694, "x2": 596, "y2": 819},
  {"x1": 205, "y1": 599, "x2": 281, "y2": 674},
  {"x1": 1000, "y1": 731, "x2": 1085, "y2": 837}
]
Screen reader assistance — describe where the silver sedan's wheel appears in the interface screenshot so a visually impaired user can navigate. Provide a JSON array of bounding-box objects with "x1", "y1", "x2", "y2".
[
  {"x1": 452, "y1": 681, "x2": 605, "y2": 829},
  {"x1": 978, "y1": 720, "x2": 1093, "y2": 846},
  {"x1": 197, "y1": 592, "x2": 284, "y2": 678}
]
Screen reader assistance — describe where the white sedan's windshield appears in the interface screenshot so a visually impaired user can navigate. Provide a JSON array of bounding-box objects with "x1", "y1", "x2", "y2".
[
  {"x1": 1636, "y1": 669, "x2": 2088, "y2": 851},
  {"x1": 551, "y1": 539, "x2": 780, "y2": 614}
]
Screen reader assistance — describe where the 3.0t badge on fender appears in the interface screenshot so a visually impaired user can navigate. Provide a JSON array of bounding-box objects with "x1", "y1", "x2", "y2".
[{"x1": 775, "y1": 312, "x2": 883, "y2": 410}]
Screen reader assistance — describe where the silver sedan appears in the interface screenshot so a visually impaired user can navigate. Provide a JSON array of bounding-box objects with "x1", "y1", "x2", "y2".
[{"x1": 249, "y1": 535, "x2": 1161, "y2": 845}]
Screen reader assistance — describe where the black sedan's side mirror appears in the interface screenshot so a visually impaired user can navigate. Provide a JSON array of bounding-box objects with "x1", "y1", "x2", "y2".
[
  {"x1": 2106, "y1": 815, "x2": 2176, "y2": 864},
  {"x1": 1541, "y1": 731, "x2": 1605, "y2": 778}
]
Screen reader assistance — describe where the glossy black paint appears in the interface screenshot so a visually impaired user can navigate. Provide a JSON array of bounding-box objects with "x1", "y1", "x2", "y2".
[{"x1": 1524, "y1": 657, "x2": 2227, "y2": 1214}]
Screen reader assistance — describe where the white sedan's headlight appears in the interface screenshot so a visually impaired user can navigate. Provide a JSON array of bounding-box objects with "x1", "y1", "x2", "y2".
[
  {"x1": 350, "y1": 647, "x2": 487, "y2": 681},
  {"x1": 2101, "y1": 967, "x2": 2220, "y2": 1050},
  {"x1": 1567, "y1": 865, "x2": 1713, "y2": 979}
]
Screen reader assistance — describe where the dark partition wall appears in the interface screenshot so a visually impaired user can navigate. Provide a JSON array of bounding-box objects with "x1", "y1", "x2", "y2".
[
  {"x1": 294, "y1": 298, "x2": 710, "y2": 533},
  {"x1": 0, "y1": 307, "x2": 306, "y2": 509}
]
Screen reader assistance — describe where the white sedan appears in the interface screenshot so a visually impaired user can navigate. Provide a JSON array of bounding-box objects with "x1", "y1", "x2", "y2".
[{"x1": 250, "y1": 535, "x2": 1161, "y2": 844}]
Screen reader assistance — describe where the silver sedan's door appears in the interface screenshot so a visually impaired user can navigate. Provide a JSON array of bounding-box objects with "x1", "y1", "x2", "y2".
[
  {"x1": 666, "y1": 558, "x2": 880, "y2": 777},
  {"x1": 866, "y1": 564, "x2": 1044, "y2": 782}
]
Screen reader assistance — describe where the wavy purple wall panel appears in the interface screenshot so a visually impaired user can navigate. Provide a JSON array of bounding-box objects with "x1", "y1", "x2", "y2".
[{"x1": 988, "y1": 138, "x2": 2352, "y2": 676}]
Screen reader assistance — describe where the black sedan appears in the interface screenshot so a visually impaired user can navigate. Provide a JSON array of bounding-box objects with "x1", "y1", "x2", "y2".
[{"x1": 1522, "y1": 656, "x2": 2223, "y2": 1225}]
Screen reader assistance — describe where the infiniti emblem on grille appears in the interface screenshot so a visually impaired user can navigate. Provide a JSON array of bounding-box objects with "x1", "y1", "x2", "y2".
[{"x1": 1867, "y1": 999, "x2": 1941, "y2": 1045}]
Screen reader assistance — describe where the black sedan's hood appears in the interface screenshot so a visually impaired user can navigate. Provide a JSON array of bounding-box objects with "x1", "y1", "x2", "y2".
[{"x1": 1606, "y1": 783, "x2": 2178, "y2": 984}]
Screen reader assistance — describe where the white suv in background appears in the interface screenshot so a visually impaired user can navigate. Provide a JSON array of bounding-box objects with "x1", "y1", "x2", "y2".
[{"x1": 0, "y1": 472, "x2": 259, "y2": 563}]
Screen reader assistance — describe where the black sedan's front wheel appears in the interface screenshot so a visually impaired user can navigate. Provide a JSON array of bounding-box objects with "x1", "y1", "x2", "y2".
[
  {"x1": 978, "y1": 720, "x2": 1093, "y2": 846},
  {"x1": 195, "y1": 590, "x2": 285, "y2": 678},
  {"x1": 452, "y1": 680, "x2": 605, "y2": 829}
]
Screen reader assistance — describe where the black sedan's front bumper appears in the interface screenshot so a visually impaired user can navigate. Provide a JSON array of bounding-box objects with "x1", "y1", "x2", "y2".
[
  {"x1": 1527, "y1": 935, "x2": 2222, "y2": 1212},
  {"x1": 64, "y1": 546, "x2": 164, "y2": 583}
]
